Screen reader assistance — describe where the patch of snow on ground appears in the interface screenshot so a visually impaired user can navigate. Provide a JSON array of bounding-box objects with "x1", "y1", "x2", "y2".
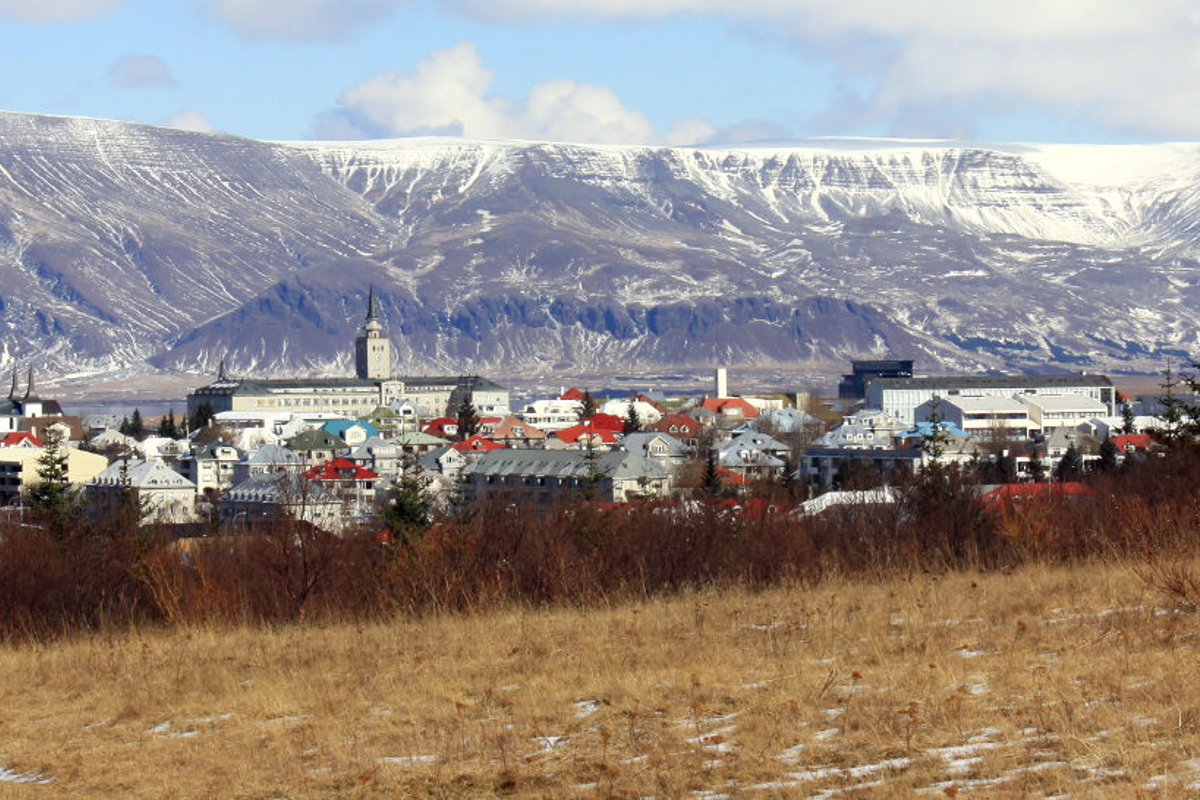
[
  {"x1": 573, "y1": 700, "x2": 599, "y2": 718},
  {"x1": 378, "y1": 755, "x2": 438, "y2": 766},
  {"x1": 777, "y1": 743, "x2": 805, "y2": 763},
  {"x1": 0, "y1": 765, "x2": 53, "y2": 785}
]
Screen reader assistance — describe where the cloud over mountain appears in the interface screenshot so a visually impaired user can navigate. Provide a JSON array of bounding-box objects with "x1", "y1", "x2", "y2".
[
  {"x1": 316, "y1": 42, "x2": 715, "y2": 145},
  {"x1": 445, "y1": 0, "x2": 1200, "y2": 139}
]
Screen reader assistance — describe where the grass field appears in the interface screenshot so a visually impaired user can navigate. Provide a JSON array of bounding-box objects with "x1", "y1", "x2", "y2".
[{"x1": 1, "y1": 558, "x2": 1198, "y2": 797}]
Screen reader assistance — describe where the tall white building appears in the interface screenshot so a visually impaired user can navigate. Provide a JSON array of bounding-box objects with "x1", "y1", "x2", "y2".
[{"x1": 187, "y1": 289, "x2": 509, "y2": 419}]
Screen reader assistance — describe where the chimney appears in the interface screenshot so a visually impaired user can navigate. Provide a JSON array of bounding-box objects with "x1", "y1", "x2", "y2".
[{"x1": 715, "y1": 368, "x2": 728, "y2": 399}]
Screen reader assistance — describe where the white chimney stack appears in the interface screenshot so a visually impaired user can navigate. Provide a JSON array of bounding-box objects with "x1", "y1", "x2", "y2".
[{"x1": 715, "y1": 367, "x2": 728, "y2": 399}]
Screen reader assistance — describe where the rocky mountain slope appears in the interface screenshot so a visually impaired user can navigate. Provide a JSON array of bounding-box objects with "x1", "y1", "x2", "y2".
[{"x1": 1, "y1": 110, "x2": 1197, "y2": 383}]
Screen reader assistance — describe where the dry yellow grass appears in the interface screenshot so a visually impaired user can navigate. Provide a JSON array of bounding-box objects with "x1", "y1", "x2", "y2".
[{"x1": 1, "y1": 558, "x2": 1199, "y2": 797}]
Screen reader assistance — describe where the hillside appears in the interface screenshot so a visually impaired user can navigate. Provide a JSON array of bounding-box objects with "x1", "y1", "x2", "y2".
[{"x1": 1, "y1": 111, "x2": 1199, "y2": 380}]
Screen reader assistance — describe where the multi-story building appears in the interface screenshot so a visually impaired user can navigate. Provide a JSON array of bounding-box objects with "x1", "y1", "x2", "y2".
[
  {"x1": 462, "y1": 449, "x2": 670, "y2": 508},
  {"x1": 866, "y1": 374, "x2": 1116, "y2": 425},
  {"x1": 914, "y1": 395, "x2": 1036, "y2": 439},
  {"x1": 0, "y1": 444, "x2": 108, "y2": 506},
  {"x1": 86, "y1": 459, "x2": 197, "y2": 524},
  {"x1": 187, "y1": 290, "x2": 509, "y2": 419}
]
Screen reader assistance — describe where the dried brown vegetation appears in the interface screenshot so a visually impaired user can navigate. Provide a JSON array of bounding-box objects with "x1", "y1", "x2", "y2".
[
  {"x1": 0, "y1": 446, "x2": 1198, "y2": 794},
  {"x1": 0, "y1": 561, "x2": 1199, "y2": 796}
]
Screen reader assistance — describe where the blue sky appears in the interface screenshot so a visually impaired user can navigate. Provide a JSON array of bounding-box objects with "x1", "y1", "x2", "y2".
[{"x1": 0, "y1": 1, "x2": 1195, "y2": 145}]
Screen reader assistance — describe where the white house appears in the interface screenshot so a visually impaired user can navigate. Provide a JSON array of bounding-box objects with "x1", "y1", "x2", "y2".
[
  {"x1": 86, "y1": 458, "x2": 196, "y2": 524},
  {"x1": 1017, "y1": 394, "x2": 1109, "y2": 433},
  {"x1": 914, "y1": 395, "x2": 1035, "y2": 439}
]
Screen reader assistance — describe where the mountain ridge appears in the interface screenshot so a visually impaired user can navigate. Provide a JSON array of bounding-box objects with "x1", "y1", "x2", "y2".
[{"x1": 0, "y1": 110, "x2": 1197, "y2": 383}]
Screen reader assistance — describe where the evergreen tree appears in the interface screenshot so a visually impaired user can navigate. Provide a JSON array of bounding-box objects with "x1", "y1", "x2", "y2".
[
  {"x1": 158, "y1": 409, "x2": 179, "y2": 439},
  {"x1": 128, "y1": 408, "x2": 146, "y2": 440},
  {"x1": 1098, "y1": 436, "x2": 1120, "y2": 472},
  {"x1": 700, "y1": 447, "x2": 722, "y2": 497},
  {"x1": 1120, "y1": 400, "x2": 1136, "y2": 435},
  {"x1": 579, "y1": 434, "x2": 608, "y2": 501},
  {"x1": 23, "y1": 430, "x2": 85, "y2": 540},
  {"x1": 1027, "y1": 452, "x2": 1047, "y2": 482},
  {"x1": 1155, "y1": 360, "x2": 1200, "y2": 443},
  {"x1": 920, "y1": 405, "x2": 951, "y2": 464},
  {"x1": 577, "y1": 390, "x2": 598, "y2": 421},
  {"x1": 189, "y1": 401, "x2": 215, "y2": 432},
  {"x1": 455, "y1": 396, "x2": 480, "y2": 441},
  {"x1": 623, "y1": 402, "x2": 642, "y2": 434},
  {"x1": 384, "y1": 456, "x2": 433, "y2": 545},
  {"x1": 1055, "y1": 443, "x2": 1084, "y2": 481}
]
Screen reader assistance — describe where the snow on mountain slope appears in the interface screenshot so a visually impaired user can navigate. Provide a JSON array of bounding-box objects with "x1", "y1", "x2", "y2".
[{"x1": 1, "y1": 111, "x2": 1198, "y2": 381}]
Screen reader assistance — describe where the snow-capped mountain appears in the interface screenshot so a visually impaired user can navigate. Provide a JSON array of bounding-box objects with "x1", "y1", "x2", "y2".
[{"x1": 0, "y1": 110, "x2": 1197, "y2": 383}]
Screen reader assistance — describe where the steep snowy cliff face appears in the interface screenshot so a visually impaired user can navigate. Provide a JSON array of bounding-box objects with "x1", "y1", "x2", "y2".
[{"x1": 0, "y1": 110, "x2": 1197, "y2": 379}]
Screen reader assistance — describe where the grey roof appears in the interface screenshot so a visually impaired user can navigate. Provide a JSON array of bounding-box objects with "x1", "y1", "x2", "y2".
[
  {"x1": 619, "y1": 432, "x2": 688, "y2": 458},
  {"x1": 192, "y1": 442, "x2": 242, "y2": 460},
  {"x1": 90, "y1": 458, "x2": 195, "y2": 490},
  {"x1": 195, "y1": 374, "x2": 507, "y2": 395},
  {"x1": 224, "y1": 473, "x2": 336, "y2": 504},
  {"x1": 718, "y1": 450, "x2": 785, "y2": 469},
  {"x1": 463, "y1": 449, "x2": 668, "y2": 481},
  {"x1": 719, "y1": 431, "x2": 791, "y2": 454},
  {"x1": 872, "y1": 374, "x2": 1113, "y2": 391},
  {"x1": 393, "y1": 431, "x2": 451, "y2": 446},
  {"x1": 245, "y1": 443, "x2": 302, "y2": 466}
]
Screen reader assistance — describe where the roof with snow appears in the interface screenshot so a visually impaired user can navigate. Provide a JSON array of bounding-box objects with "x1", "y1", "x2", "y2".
[{"x1": 90, "y1": 458, "x2": 195, "y2": 490}]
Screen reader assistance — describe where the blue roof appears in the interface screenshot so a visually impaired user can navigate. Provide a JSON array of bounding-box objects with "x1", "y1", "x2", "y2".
[{"x1": 322, "y1": 419, "x2": 380, "y2": 439}]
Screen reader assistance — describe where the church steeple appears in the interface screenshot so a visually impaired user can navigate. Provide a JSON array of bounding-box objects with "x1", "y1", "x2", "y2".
[
  {"x1": 23, "y1": 365, "x2": 34, "y2": 400},
  {"x1": 355, "y1": 286, "x2": 391, "y2": 380},
  {"x1": 7, "y1": 367, "x2": 15, "y2": 400}
]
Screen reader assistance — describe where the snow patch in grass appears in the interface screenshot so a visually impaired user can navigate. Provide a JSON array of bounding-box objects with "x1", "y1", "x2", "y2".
[
  {"x1": 378, "y1": 755, "x2": 438, "y2": 766},
  {"x1": 573, "y1": 700, "x2": 599, "y2": 718},
  {"x1": 0, "y1": 765, "x2": 53, "y2": 785}
]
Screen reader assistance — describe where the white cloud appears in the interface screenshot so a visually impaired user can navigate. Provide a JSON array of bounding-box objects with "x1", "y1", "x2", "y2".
[
  {"x1": 0, "y1": 0, "x2": 123, "y2": 22},
  {"x1": 160, "y1": 110, "x2": 216, "y2": 133},
  {"x1": 108, "y1": 54, "x2": 177, "y2": 89},
  {"x1": 445, "y1": 0, "x2": 1200, "y2": 139},
  {"x1": 319, "y1": 42, "x2": 716, "y2": 145},
  {"x1": 205, "y1": 0, "x2": 404, "y2": 42}
]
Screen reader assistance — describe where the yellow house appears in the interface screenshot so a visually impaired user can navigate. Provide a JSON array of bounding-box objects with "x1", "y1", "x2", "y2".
[{"x1": 0, "y1": 445, "x2": 109, "y2": 506}]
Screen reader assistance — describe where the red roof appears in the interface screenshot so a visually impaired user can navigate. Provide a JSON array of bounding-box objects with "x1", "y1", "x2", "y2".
[
  {"x1": 1110, "y1": 433, "x2": 1152, "y2": 452},
  {"x1": 983, "y1": 482, "x2": 1093, "y2": 506},
  {"x1": 0, "y1": 431, "x2": 42, "y2": 447},
  {"x1": 553, "y1": 425, "x2": 621, "y2": 445},
  {"x1": 646, "y1": 414, "x2": 699, "y2": 436},
  {"x1": 582, "y1": 413, "x2": 624, "y2": 431},
  {"x1": 700, "y1": 397, "x2": 759, "y2": 419},
  {"x1": 560, "y1": 387, "x2": 587, "y2": 400},
  {"x1": 305, "y1": 457, "x2": 379, "y2": 481},
  {"x1": 422, "y1": 417, "x2": 458, "y2": 437},
  {"x1": 451, "y1": 435, "x2": 506, "y2": 453},
  {"x1": 716, "y1": 466, "x2": 752, "y2": 485}
]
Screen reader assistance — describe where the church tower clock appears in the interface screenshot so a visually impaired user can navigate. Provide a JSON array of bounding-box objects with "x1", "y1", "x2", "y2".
[{"x1": 355, "y1": 286, "x2": 392, "y2": 380}]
